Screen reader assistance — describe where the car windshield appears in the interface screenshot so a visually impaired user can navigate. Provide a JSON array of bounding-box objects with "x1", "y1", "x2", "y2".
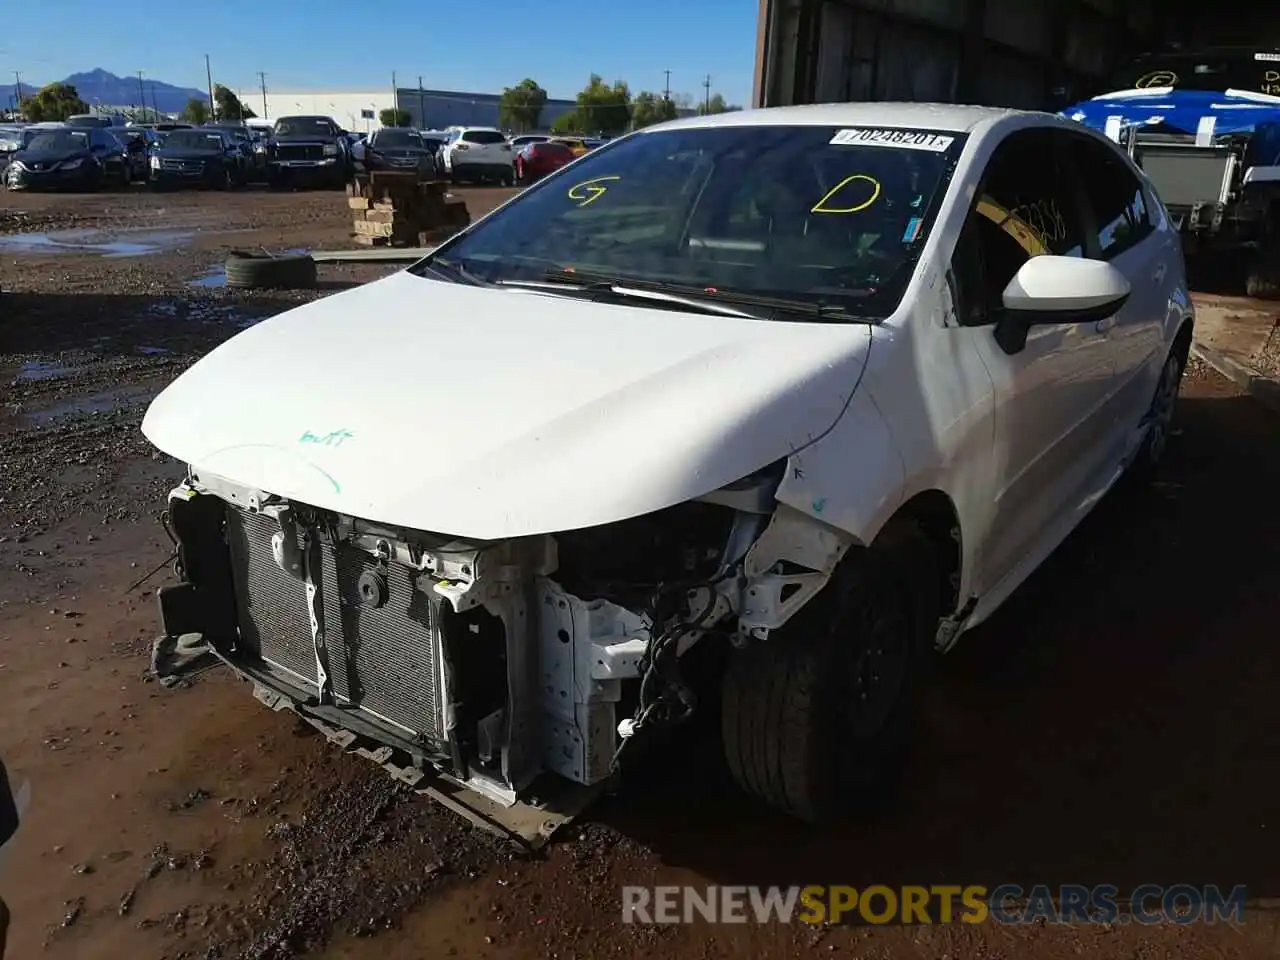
[
  {"x1": 1106, "y1": 51, "x2": 1280, "y2": 95},
  {"x1": 373, "y1": 130, "x2": 423, "y2": 148},
  {"x1": 27, "y1": 131, "x2": 89, "y2": 152},
  {"x1": 165, "y1": 131, "x2": 225, "y2": 151},
  {"x1": 462, "y1": 130, "x2": 506, "y2": 144},
  {"x1": 274, "y1": 118, "x2": 332, "y2": 137},
  {"x1": 412, "y1": 123, "x2": 965, "y2": 319}
]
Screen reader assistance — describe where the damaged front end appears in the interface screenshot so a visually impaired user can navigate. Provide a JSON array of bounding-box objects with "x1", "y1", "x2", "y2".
[{"x1": 153, "y1": 460, "x2": 851, "y2": 846}]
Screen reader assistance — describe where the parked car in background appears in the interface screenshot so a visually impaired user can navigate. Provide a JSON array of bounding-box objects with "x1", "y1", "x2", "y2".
[
  {"x1": 112, "y1": 126, "x2": 161, "y2": 181},
  {"x1": 509, "y1": 133, "x2": 550, "y2": 150},
  {"x1": 5, "y1": 127, "x2": 130, "y2": 190},
  {"x1": 0, "y1": 126, "x2": 41, "y2": 170},
  {"x1": 418, "y1": 131, "x2": 448, "y2": 169},
  {"x1": 514, "y1": 139, "x2": 575, "y2": 184},
  {"x1": 153, "y1": 122, "x2": 194, "y2": 133},
  {"x1": 548, "y1": 136, "x2": 590, "y2": 157},
  {"x1": 150, "y1": 128, "x2": 249, "y2": 189},
  {"x1": 267, "y1": 115, "x2": 351, "y2": 189},
  {"x1": 440, "y1": 126, "x2": 514, "y2": 185},
  {"x1": 362, "y1": 127, "x2": 437, "y2": 179},
  {"x1": 65, "y1": 113, "x2": 127, "y2": 129},
  {"x1": 203, "y1": 121, "x2": 267, "y2": 180}
]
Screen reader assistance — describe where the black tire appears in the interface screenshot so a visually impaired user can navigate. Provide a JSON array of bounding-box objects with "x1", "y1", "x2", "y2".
[
  {"x1": 721, "y1": 521, "x2": 941, "y2": 824},
  {"x1": 1125, "y1": 340, "x2": 1186, "y2": 484},
  {"x1": 501, "y1": 169, "x2": 515, "y2": 187},
  {"x1": 218, "y1": 167, "x2": 234, "y2": 190},
  {"x1": 1246, "y1": 247, "x2": 1280, "y2": 299},
  {"x1": 224, "y1": 250, "x2": 318, "y2": 290}
]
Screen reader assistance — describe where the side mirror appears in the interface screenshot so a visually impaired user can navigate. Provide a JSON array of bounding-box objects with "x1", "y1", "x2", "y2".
[{"x1": 994, "y1": 255, "x2": 1131, "y2": 355}]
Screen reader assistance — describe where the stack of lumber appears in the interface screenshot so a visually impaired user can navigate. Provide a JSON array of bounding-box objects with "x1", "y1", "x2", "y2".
[{"x1": 346, "y1": 171, "x2": 471, "y2": 247}]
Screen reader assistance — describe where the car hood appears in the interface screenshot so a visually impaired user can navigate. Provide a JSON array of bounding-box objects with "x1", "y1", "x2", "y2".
[
  {"x1": 16, "y1": 147, "x2": 88, "y2": 164},
  {"x1": 141, "y1": 271, "x2": 873, "y2": 539}
]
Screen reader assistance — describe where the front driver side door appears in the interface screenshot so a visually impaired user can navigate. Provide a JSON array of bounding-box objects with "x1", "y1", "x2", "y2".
[{"x1": 950, "y1": 127, "x2": 1120, "y2": 595}]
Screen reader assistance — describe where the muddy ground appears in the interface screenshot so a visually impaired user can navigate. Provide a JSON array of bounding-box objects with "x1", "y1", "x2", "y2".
[{"x1": 2, "y1": 186, "x2": 1280, "y2": 960}]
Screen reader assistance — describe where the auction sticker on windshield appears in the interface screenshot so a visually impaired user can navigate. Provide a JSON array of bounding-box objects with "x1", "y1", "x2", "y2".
[{"x1": 829, "y1": 128, "x2": 955, "y2": 152}]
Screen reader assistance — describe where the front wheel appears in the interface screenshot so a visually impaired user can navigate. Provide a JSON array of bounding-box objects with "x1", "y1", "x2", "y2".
[{"x1": 721, "y1": 521, "x2": 941, "y2": 823}]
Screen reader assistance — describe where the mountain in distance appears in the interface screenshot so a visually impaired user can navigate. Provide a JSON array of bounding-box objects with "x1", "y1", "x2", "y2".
[{"x1": 0, "y1": 68, "x2": 209, "y2": 115}]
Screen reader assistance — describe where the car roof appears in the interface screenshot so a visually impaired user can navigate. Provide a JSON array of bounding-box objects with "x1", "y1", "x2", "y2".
[{"x1": 649, "y1": 101, "x2": 1031, "y2": 134}]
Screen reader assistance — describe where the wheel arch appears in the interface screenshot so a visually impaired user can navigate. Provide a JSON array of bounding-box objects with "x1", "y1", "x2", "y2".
[
  {"x1": 1172, "y1": 315, "x2": 1194, "y2": 367},
  {"x1": 872, "y1": 489, "x2": 963, "y2": 618}
]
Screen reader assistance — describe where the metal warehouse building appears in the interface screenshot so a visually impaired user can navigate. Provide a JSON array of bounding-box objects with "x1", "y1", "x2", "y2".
[
  {"x1": 752, "y1": 0, "x2": 1280, "y2": 111},
  {"x1": 393, "y1": 88, "x2": 578, "y2": 131}
]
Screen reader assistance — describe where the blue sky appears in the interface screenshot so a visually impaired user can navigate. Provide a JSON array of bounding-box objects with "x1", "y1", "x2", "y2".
[{"x1": 2, "y1": 0, "x2": 757, "y2": 106}]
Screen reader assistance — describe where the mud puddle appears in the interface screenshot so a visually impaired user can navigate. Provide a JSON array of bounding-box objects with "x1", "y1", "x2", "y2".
[
  {"x1": 0, "y1": 228, "x2": 195, "y2": 257},
  {"x1": 188, "y1": 265, "x2": 226, "y2": 289},
  {"x1": 19, "y1": 383, "x2": 159, "y2": 425}
]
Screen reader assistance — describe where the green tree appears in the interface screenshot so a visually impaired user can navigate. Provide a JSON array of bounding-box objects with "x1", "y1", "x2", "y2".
[
  {"x1": 213, "y1": 84, "x2": 255, "y2": 121},
  {"x1": 379, "y1": 107, "x2": 412, "y2": 127},
  {"x1": 21, "y1": 82, "x2": 89, "y2": 122},
  {"x1": 549, "y1": 111, "x2": 581, "y2": 134},
  {"x1": 697, "y1": 92, "x2": 742, "y2": 115},
  {"x1": 498, "y1": 78, "x2": 548, "y2": 132},
  {"x1": 180, "y1": 98, "x2": 209, "y2": 124},
  {"x1": 573, "y1": 74, "x2": 631, "y2": 135},
  {"x1": 630, "y1": 91, "x2": 677, "y2": 129}
]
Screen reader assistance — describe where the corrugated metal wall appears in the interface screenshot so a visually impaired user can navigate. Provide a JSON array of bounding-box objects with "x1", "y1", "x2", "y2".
[{"x1": 753, "y1": 0, "x2": 1183, "y2": 110}]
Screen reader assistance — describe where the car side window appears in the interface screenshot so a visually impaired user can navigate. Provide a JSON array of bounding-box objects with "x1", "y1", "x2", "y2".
[
  {"x1": 950, "y1": 129, "x2": 1086, "y2": 327},
  {"x1": 1067, "y1": 133, "x2": 1154, "y2": 259}
]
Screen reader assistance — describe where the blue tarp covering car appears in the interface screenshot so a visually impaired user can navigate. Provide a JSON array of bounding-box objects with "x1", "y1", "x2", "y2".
[{"x1": 1059, "y1": 80, "x2": 1280, "y2": 298}]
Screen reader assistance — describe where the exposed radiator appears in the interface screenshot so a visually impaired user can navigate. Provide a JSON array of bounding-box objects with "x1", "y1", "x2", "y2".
[{"x1": 224, "y1": 506, "x2": 444, "y2": 743}]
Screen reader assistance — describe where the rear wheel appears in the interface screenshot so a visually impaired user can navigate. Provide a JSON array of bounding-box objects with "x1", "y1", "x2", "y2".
[
  {"x1": 1126, "y1": 340, "x2": 1186, "y2": 483},
  {"x1": 721, "y1": 521, "x2": 940, "y2": 823}
]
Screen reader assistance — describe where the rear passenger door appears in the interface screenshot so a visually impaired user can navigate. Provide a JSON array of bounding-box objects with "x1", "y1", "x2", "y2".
[{"x1": 1063, "y1": 130, "x2": 1167, "y2": 437}]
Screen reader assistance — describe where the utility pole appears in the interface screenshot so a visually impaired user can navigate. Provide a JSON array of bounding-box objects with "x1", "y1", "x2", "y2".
[
  {"x1": 205, "y1": 54, "x2": 216, "y2": 120},
  {"x1": 663, "y1": 70, "x2": 671, "y2": 101},
  {"x1": 418, "y1": 76, "x2": 425, "y2": 129},
  {"x1": 258, "y1": 72, "x2": 268, "y2": 120},
  {"x1": 137, "y1": 71, "x2": 146, "y2": 121},
  {"x1": 703, "y1": 74, "x2": 711, "y2": 113},
  {"x1": 12, "y1": 72, "x2": 22, "y2": 111},
  {"x1": 237, "y1": 88, "x2": 245, "y2": 120},
  {"x1": 391, "y1": 71, "x2": 398, "y2": 123}
]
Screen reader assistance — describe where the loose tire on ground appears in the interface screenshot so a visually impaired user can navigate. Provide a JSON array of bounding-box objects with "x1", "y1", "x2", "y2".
[
  {"x1": 224, "y1": 250, "x2": 317, "y2": 290},
  {"x1": 1246, "y1": 247, "x2": 1280, "y2": 299},
  {"x1": 721, "y1": 520, "x2": 941, "y2": 824}
]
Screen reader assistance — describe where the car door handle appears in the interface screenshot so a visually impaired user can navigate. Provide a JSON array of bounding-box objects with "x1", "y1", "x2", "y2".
[
  {"x1": 1152, "y1": 263, "x2": 1167, "y2": 284},
  {"x1": 1096, "y1": 315, "x2": 1117, "y2": 334}
]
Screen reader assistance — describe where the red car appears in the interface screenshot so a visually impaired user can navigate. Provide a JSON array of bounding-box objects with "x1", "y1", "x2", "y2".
[{"x1": 514, "y1": 140, "x2": 575, "y2": 185}]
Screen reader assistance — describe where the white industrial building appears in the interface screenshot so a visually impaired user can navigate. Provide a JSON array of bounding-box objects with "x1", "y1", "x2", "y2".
[{"x1": 257, "y1": 90, "x2": 399, "y2": 132}]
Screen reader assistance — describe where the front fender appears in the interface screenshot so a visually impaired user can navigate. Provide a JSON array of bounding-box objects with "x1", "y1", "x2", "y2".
[{"x1": 773, "y1": 386, "x2": 906, "y2": 546}]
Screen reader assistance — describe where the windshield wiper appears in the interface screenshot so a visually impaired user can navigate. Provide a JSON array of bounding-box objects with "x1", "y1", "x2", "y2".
[
  {"x1": 528, "y1": 269, "x2": 857, "y2": 320},
  {"x1": 423, "y1": 256, "x2": 491, "y2": 286},
  {"x1": 493, "y1": 274, "x2": 767, "y2": 319}
]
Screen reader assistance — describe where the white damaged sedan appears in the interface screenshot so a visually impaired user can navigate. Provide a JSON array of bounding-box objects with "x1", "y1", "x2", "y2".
[{"x1": 141, "y1": 102, "x2": 1193, "y2": 836}]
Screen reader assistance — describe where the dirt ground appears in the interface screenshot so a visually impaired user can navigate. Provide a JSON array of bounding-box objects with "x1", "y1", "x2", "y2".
[{"x1": 3, "y1": 185, "x2": 1280, "y2": 960}]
